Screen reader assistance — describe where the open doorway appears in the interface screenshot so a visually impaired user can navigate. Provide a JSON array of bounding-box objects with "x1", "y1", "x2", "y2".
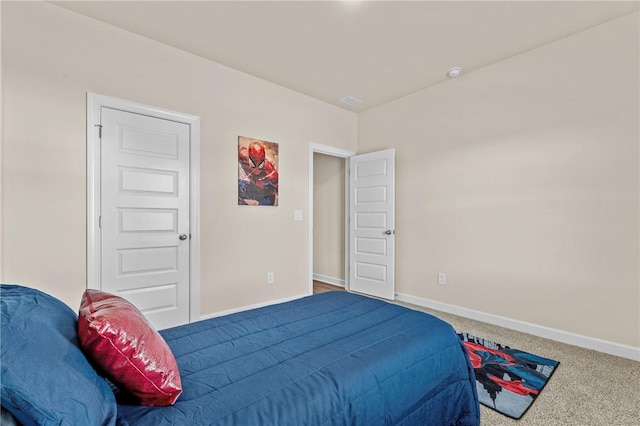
[
  {"x1": 308, "y1": 144, "x2": 396, "y2": 299},
  {"x1": 308, "y1": 144, "x2": 354, "y2": 295},
  {"x1": 313, "y1": 153, "x2": 346, "y2": 293}
]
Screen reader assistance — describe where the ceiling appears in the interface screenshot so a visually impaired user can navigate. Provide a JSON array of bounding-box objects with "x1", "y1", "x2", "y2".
[{"x1": 51, "y1": 1, "x2": 639, "y2": 112}]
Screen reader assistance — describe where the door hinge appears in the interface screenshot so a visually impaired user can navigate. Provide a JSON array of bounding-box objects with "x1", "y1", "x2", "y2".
[
  {"x1": 95, "y1": 124, "x2": 103, "y2": 139},
  {"x1": 98, "y1": 216, "x2": 102, "y2": 228}
]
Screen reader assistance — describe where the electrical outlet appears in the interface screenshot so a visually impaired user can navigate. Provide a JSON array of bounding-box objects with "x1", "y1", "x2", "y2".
[
  {"x1": 438, "y1": 273, "x2": 447, "y2": 285},
  {"x1": 267, "y1": 272, "x2": 274, "y2": 284}
]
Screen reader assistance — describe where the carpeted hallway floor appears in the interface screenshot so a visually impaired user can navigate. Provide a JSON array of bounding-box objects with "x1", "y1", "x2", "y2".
[{"x1": 312, "y1": 282, "x2": 640, "y2": 425}]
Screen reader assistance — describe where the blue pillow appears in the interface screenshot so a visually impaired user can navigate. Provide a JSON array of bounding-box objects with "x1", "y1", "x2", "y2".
[{"x1": 1, "y1": 284, "x2": 117, "y2": 426}]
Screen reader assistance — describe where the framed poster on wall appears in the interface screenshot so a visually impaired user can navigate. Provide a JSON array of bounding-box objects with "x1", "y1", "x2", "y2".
[{"x1": 238, "y1": 136, "x2": 279, "y2": 206}]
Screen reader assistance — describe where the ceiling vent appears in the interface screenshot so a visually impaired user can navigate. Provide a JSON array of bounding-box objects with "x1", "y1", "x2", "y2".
[{"x1": 339, "y1": 96, "x2": 363, "y2": 107}]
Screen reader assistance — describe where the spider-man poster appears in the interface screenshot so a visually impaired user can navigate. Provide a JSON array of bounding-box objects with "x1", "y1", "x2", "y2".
[{"x1": 238, "y1": 136, "x2": 279, "y2": 206}]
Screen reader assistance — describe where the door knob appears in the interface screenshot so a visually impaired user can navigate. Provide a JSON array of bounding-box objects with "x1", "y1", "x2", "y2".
[
  {"x1": 179, "y1": 234, "x2": 188, "y2": 241},
  {"x1": 384, "y1": 230, "x2": 393, "y2": 235}
]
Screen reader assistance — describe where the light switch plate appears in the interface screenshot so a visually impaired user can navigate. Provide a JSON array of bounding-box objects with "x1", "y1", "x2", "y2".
[{"x1": 438, "y1": 273, "x2": 447, "y2": 285}]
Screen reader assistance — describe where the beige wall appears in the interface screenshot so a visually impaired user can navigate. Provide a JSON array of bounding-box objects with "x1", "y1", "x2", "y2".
[
  {"x1": 313, "y1": 153, "x2": 345, "y2": 282},
  {"x1": 1, "y1": 1, "x2": 357, "y2": 313},
  {"x1": 0, "y1": 1, "x2": 3, "y2": 282},
  {"x1": 359, "y1": 12, "x2": 639, "y2": 348},
  {"x1": 2, "y1": 2, "x2": 638, "y2": 351}
]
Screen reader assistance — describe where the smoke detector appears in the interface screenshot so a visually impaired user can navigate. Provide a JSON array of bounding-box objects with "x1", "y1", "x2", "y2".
[{"x1": 447, "y1": 67, "x2": 463, "y2": 78}]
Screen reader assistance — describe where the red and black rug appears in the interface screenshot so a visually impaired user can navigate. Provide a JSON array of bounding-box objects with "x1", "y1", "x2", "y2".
[{"x1": 458, "y1": 333, "x2": 559, "y2": 419}]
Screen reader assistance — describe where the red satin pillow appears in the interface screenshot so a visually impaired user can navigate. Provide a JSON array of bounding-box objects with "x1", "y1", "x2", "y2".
[{"x1": 77, "y1": 289, "x2": 182, "y2": 406}]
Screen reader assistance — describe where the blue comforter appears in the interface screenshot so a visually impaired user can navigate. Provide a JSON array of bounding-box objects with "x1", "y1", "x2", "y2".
[{"x1": 117, "y1": 291, "x2": 480, "y2": 425}]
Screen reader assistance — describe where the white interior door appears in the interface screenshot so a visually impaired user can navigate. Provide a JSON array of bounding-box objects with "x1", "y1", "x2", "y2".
[
  {"x1": 349, "y1": 149, "x2": 395, "y2": 300},
  {"x1": 100, "y1": 107, "x2": 190, "y2": 330}
]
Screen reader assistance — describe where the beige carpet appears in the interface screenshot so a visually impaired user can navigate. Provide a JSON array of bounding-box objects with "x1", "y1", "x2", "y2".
[{"x1": 398, "y1": 302, "x2": 640, "y2": 426}]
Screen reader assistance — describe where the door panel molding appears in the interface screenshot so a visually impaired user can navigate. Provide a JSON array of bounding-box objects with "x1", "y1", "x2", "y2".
[{"x1": 87, "y1": 93, "x2": 200, "y2": 324}]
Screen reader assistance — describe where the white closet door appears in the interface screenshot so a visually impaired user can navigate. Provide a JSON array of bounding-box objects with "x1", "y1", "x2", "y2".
[{"x1": 100, "y1": 107, "x2": 190, "y2": 330}]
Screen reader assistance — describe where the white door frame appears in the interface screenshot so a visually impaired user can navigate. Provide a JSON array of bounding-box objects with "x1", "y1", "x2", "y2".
[
  {"x1": 308, "y1": 143, "x2": 355, "y2": 295},
  {"x1": 86, "y1": 93, "x2": 201, "y2": 322}
]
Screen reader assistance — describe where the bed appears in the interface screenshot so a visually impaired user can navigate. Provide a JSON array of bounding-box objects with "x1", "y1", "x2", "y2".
[{"x1": 1, "y1": 284, "x2": 480, "y2": 425}]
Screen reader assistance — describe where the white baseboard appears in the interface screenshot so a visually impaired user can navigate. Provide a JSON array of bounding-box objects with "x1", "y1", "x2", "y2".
[
  {"x1": 312, "y1": 273, "x2": 345, "y2": 288},
  {"x1": 197, "y1": 289, "x2": 638, "y2": 362},
  {"x1": 199, "y1": 293, "x2": 308, "y2": 321},
  {"x1": 396, "y1": 292, "x2": 640, "y2": 362}
]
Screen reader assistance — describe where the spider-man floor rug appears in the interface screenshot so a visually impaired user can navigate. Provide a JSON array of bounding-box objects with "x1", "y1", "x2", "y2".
[{"x1": 458, "y1": 333, "x2": 559, "y2": 419}]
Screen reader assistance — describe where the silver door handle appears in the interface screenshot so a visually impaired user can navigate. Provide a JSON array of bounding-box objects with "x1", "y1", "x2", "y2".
[
  {"x1": 179, "y1": 234, "x2": 188, "y2": 241},
  {"x1": 384, "y1": 230, "x2": 394, "y2": 235}
]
